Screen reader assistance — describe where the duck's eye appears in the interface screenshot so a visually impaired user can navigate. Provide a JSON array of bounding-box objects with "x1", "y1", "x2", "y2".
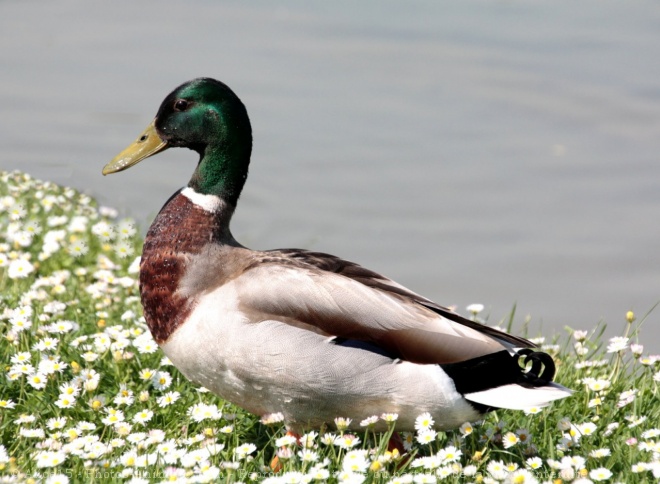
[{"x1": 174, "y1": 99, "x2": 189, "y2": 111}]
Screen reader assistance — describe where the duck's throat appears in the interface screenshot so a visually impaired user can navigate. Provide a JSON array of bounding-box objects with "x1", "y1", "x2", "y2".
[
  {"x1": 188, "y1": 142, "x2": 250, "y2": 206},
  {"x1": 139, "y1": 188, "x2": 234, "y2": 343}
]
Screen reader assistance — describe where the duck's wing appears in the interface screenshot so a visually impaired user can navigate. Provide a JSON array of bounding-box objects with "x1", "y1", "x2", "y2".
[
  {"x1": 272, "y1": 249, "x2": 533, "y2": 346},
  {"x1": 231, "y1": 248, "x2": 532, "y2": 364}
]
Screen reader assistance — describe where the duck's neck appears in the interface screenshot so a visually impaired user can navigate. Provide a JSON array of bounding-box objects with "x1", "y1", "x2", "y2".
[{"x1": 187, "y1": 124, "x2": 252, "y2": 207}]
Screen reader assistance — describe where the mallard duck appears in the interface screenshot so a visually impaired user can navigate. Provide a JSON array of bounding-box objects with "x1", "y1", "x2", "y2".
[{"x1": 103, "y1": 78, "x2": 570, "y2": 433}]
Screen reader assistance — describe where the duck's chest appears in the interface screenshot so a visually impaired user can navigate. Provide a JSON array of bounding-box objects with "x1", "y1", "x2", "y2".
[{"x1": 139, "y1": 191, "x2": 224, "y2": 343}]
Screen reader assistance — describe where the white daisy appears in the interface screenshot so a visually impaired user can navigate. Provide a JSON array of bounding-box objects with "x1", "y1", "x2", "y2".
[
  {"x1": 7, "y1": 259, "x2": 34, "y2": 279},
  {"x1": 234, "y1": 442, "x2": 257, "y2": 458},
  {"x1": 415, "y1": 429, "x2": 437, "y2": 445},
  {"x1": 156, "y1": 391, "x2": 180, "y2": 408},
  {"x1": 415, "y1": 412, "x2": 434, "y2": 431},
  {"x1": 132, "y1": 409, "x2": 154, "y2": 424},
  {"x1": 589, "y1": 467, "x2": 613, "y2": 481}
]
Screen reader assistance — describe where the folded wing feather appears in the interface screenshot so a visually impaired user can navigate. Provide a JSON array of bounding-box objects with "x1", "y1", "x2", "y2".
[{"x1": 229, "y1": 249, "x2": 533, "y2": 364}]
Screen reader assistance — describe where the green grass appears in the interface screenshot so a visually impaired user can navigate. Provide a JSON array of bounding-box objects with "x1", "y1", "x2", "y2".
[{"x1": 0, "y1": 170, "x2": 658, "y2": 483}]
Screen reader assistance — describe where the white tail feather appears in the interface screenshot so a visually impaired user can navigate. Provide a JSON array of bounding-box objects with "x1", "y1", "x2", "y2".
[{"x1": 465, "y1": 382, "x2": 573, "y2": 410}]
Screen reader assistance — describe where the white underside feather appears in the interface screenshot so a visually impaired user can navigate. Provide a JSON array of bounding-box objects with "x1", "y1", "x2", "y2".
[{"x1": 465, "y1": 382, "x2": 573, "y2": 410}]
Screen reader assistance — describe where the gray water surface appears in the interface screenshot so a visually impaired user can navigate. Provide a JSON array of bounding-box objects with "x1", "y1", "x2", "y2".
[{"x1": 2, "y1": 0, "x2": 659, "y2": 351}]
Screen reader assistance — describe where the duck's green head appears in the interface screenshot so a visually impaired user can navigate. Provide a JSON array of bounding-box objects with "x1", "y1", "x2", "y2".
[{"x1": 103, "y1": 78, "x2": 252, "y2": 205}]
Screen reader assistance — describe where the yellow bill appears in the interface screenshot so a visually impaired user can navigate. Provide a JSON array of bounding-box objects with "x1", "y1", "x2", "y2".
[{"x1": 102, "y1": 120, "x2": 169, "y2": 175}]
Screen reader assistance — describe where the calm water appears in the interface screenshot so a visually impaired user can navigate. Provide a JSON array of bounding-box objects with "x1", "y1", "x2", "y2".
[{"x1": 2, "y1": 0, "x2": 660, "y2": 351}]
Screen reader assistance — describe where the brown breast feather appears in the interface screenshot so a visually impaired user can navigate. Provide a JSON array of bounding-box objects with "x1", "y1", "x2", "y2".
[{"x1": 139, "y1": 192, "x2": 222, "y2": 343}]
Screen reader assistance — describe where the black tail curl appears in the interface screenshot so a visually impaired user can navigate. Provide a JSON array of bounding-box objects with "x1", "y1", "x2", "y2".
[
  {"x1": 515, "y1": 348, "x2": 556, "y2": 387},
  {"x1": 441, "y1": 349, "x2": 557, "y2": 397}
]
